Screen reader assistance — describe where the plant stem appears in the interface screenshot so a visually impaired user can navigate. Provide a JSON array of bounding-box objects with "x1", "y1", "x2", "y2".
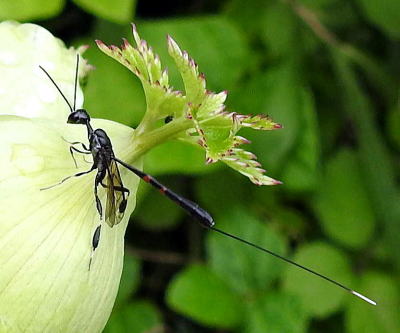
[{"x1": 125, "y1": 117, "x2": 193, "y2": 164}]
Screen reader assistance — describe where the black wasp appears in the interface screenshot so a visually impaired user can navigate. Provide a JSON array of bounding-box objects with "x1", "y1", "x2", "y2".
[
  {"x1": 39, "y1": 55, "x2": 376, "y2": 305},
  {"x1": 41, "y1": 111, "x2": 129, "y2": 228},
  {"x1": 39, "y1": 55, "x2": 213, "y2": 262},
  {"x1": 39, "y1": 56, "x2": 129, "y2": 267}
]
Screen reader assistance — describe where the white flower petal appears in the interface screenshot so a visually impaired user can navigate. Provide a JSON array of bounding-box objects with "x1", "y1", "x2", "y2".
[
  {"x1": 0, "y1": 21, "x2": 90, "y2": 120},
  {"x1": 0, "y1": 116, "x2": 140, "y2": 332}
]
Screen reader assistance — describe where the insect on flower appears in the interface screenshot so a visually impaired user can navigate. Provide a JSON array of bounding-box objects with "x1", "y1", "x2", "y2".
[
  {"x1": 39, "y1": 55, "x2": 376, "y2": 305},
  {"x1": 39, "y1": 56, "x2": 129, "y2": 268}
]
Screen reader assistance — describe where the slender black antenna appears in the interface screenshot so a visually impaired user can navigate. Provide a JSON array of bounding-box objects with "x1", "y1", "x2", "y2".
[
  {"x1": 39, "y1": 65, "x2": 73, "y2": 112},
  {"x1": 210, "y1": 226, "x2": 376, "y2": 305},
  {"x1": 73, "y1": 54, "x2": 79, "y2": 111},
  {"x1": 113, "y1": 157, "x2": 376, "y2": 306}
]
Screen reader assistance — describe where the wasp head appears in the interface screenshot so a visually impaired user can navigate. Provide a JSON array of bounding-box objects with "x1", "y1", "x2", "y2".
[{"x1": 67, "y1": 109, "x2": 91, "y2": 125}]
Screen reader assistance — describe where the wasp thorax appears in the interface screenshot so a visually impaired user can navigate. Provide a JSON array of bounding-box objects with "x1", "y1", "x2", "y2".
[{"x1": 67, "y1": 109, "x2": 91, "y2": 124}]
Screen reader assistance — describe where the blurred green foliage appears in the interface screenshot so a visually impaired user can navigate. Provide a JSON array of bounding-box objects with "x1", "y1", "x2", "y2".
[{"x1": 5, "y1": 0, "x2": 400, "y2": 331}]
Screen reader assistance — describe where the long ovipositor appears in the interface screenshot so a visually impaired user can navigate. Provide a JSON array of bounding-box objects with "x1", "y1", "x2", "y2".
[{"x1": 40, "y1": 54, "x2": 377, "y2": 306}]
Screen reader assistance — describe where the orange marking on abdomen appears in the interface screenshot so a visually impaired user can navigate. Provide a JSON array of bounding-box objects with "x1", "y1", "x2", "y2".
[{"x1": 143, "y1": 175, "x2": 151, "y2": 182}]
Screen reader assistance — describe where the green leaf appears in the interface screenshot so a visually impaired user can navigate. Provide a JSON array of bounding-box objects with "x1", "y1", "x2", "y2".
[
  {"x1": 300, "y1": 0, "x2": 358, "y2": 29},
  {"x1": 332, "y1": 50, "x2": 400, "y2": 269},
  {"x1": 221, "y1": 148, "x2": 282, "y2": 186},
  {"x1": 370, "y1": 237, "x2": 392, "y2": 263},
  {"x1": 354, "y1": 0, "x2": 400, "y2": 38},
  {"x1": 0, "y1": 0, "x2": 65, "y2": 20},
  {"x1": 386, "y1": 104, "x2": 400, "y2": 150},
  {"x1": 166, "y1": 35, "x2": 207, "y2": 105},
  {"x1": 282, "y1": 241, "x2": 353, "y2": 318},
  {"x1": 271, "y1": 208, "x2": 308, "y2": 240},
  {"x1": 139, "y1": 16, "x2": 250, "y2": 91},
  {"x1": 224, "y1": 0, "x2": 271, "y2": 37},
  {"x1": 81, "y1": 39, "x2": 146, "y2": 127},
  {"x1": 72, "y1": 0, "x2": 136, "y2": 24},
  {"x1": 237, "y1": 114, "x2": 280, "y2": 131},
  {"x1": 96, "y1": 25, "x2": 186, "y2": 123},
  {"x1": 229, "y1": 63, "x2": 303, "y2": 173},
  {"x1": 98, "y1": 23, "x2": 282, "y2": 186},
  {"x1": 166, "y1": 264, "x2": 243, "y2": 329},
  {"x1": 195, "y1": 169, "x2": 252, "y2": 217},
  {"x1": 311, "y1": 148, "x2": 375, "y2": 249},
  {"x1": 244, "y1": 291, "x2": 309, "y2": 333},
  {"x1": 167, "y1": 34, "x2": 282, "y2": 174},
  {"x1": 281, "y1": 89, "x2": 320, "y2": 192},
  {"x1": 207, "y1": 208, "x2": 287, "y2": 295},
  {"x1": 114, "y1": 253, "x2": 141, "y2": 305},
  {"x1": 144, "y1": 141, "x2": 216, "y2": 175},
  {"x1": 345, "y1": 271, "x2": 400, "y2": 333},
  {"x1": 85, "y1": 23, "x2": 213, "y2": 175},
  {"x1": 260, "y1": 1, "x2": 299, "y2": 58},
  {"x1": 104, "y1": 300, "x2": 163, "y2": 333}
]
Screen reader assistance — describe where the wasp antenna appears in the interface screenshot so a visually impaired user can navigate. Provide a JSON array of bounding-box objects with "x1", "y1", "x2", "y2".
[
  {"x1": 73, "y1": 54, "x2": 79, "y2": 111},
  {"x1": 39, "y1": 65, "x2": 73, "y2": 112},
  {"x1": 210, "y1": 226, "x2": 376, "y2": 306}
]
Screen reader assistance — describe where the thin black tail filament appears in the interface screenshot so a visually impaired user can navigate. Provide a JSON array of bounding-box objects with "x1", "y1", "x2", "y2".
[
  {"x1": 114, "y1": 157, "x2": 376, "y2": 305},
  {"x1": 209, "y1": 226, "x2": 376, "y2": 305},
  {"x1": 210, "y1": 226, "x2": 350, "y2": 291}
]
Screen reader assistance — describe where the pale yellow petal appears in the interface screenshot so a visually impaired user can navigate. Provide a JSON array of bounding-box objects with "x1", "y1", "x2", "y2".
[
  {"x1": 0, "y1": 21, "x2": 90, "y2": 120},
  {"x1": 0, "y1": 116, "x2": 140, "y2": 332}
]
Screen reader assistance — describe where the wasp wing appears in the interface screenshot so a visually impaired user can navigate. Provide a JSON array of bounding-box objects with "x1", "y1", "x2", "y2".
[{"x1": 105, "y1": 160, "x2": 128, "y2": 227}]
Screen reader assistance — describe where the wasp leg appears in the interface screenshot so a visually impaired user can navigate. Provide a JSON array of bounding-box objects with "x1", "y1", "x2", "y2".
[
  {"x1": 41, "y1": 165, "x2": 96, "y2": 191},
  {"x1": 99, "y1": 181, "x2": 130, "y2": 194},
  {"x1": 88, "y1": 225, "x2": 101, "y2": 271},
  {"x1": 61, "y1": 137, "x2": 91, "y2": 167},
  {"x1": 113, "y1": 186, "x2": 130, "y2": 195},
  {"x1": 61, "y1": 137, "x2": 90, "y2": 151},
  {"x1": 69, "y1": 146, "x2": 91, "y2": 168},
  {"x1": 94, "y1": 169, "x2": 107, "y2": 220},
  {"x1": 99, "y1": 181, "x2": 130, "y2": 215}
]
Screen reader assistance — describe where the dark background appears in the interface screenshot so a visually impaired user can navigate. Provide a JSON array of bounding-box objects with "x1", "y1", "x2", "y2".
[{"x1": 2, "y1": 0, "x2": 399, "y2": 332}]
